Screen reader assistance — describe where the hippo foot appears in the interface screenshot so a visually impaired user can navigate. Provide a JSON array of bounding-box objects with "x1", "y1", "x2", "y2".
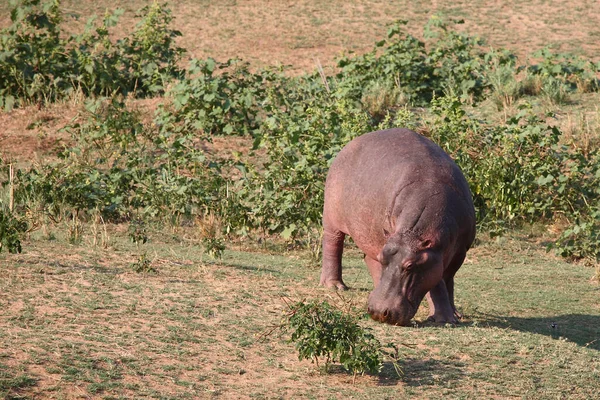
[
  {"x1": 426, "y1": 312, "x2": 459, "y2": 325},
  {"x1": 320, "y1": 279, "x2": 348, "y2": 291}
]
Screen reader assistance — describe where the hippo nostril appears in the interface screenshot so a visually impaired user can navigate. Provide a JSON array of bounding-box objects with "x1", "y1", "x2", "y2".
[{"x1": 382, "y1": 309, "x2": 390, "y2": 319}]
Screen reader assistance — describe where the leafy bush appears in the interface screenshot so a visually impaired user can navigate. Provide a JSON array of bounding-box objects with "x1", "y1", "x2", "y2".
[
  {"x1": 423, "y1": 17, "x2": 490, "y2": 102},
  {"x1": 0, "y1": 208, "x2": 26, "y2": 253},
  {"x1": 0, "y1": 0, "x2": 67, "y2": 109},
  {"x1": 484, "y1": 51, "x2": 522, "y2": 110},
  {"x1": 553, "y1": 212, "x2": 600, "y2": 262},
  {"x1": 120, "y1": 2, "x2": 186, "y2": 95},
  {"x1": 428, "y1": 96, "x2": 600, "y2": 232},
  {"x1": 164, "y1": 58, "x2": 276, "y2": 136},
  {"x1": 0, "y1": 0, "x2": 185, "y2": 109},
  {"x1": 528, "y1": 48, "x2": 599, "y2": 93},
  {"x1": 335, "y1": 20, "x2": 433, "y2": 106},
  {"x1": 130, "y1": 252, "x2": 155, "y2": 273},
  {"x1": 232, "y1": 94, "x2": 374, "y2": 242},
  {"x1": 4, "y1": 9, "x2": 600, "y2": 266},
  {"x1": 284, "y1": 300, "x2": 386, "y2": 379},
  {"x1": 15, "y1": 98, "x2": 227, "y2": 226},
  {"x1": 335, "y1": 18, "x2": 493, "y2": 109}
]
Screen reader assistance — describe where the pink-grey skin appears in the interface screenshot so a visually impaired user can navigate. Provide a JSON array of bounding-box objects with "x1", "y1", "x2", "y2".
[{"x1": 320, "y1": 128, "x2": 476, "y2": 326}]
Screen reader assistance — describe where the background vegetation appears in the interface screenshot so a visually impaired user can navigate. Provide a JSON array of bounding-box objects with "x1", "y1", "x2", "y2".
[{"x1": 1, "y1": 0, "x2": 599, "y2": 398}]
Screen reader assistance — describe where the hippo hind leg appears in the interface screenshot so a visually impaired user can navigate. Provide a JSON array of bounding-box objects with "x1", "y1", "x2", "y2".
[
  {"x1": 320, "y1": 228, "x2": 348, "y2": 290},
  {"x1": 445, "y1": 277, "x2": 462, "y2": 319}
]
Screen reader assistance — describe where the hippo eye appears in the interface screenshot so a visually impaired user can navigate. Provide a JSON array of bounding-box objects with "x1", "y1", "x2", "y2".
[{"x1": 402, "y1": 261, "x2": 414, "y2": 271}]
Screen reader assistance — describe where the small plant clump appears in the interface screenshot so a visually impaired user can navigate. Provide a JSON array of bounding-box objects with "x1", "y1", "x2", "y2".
[
  {"x1": 0, "y1": 208, "x2": 26, "y2": 253},
  {"x1": 130, "y1": 252, "x2": 155, "y2": 273},
  {"x1": 283, "y1": 299, "x2": 393, "y2": 381}
]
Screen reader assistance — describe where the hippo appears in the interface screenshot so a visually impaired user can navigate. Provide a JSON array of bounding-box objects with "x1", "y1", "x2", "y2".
[{"x1": 320, "y1": 128, "x2": 476, "y2": 326}]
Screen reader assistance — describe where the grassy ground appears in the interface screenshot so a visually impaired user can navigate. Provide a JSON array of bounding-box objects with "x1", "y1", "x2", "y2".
[{"x1": 1, "y1": 230, "x2": 599, "y2": 399}]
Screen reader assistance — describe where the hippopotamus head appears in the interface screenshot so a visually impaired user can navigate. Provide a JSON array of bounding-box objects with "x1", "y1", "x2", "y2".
[{"x1": 367, "y1": 231, "x2": 443, "y2": 326}]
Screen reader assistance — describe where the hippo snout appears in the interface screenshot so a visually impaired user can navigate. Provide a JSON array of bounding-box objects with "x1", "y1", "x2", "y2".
[
  {"x1": 367, "y1": 306, "x2": 412, "y2": 326},
  {"x1": 367, "y1": 295, "x2": 416, "y2": 326}
]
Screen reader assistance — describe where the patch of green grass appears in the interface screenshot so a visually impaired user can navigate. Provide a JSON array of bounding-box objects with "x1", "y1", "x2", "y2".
[{"x1": 0, "y1": 365, "x2": 37, "y2": 397}]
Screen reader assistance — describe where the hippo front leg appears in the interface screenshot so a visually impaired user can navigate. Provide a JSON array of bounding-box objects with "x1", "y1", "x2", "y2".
[
  {"x1": 425, "y1": 280, "x2": 459, "y2": 324},
  {"x1": 364, "y1": 256, "x2": 383, "y2": 288},
  {"x1": 320, "y1": 229, "x2": 348, "y2": 290}
]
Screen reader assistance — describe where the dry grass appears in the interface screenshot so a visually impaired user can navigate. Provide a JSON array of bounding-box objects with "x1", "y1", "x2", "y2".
[
  {"x1": 2, "y1": 0, "x2": 600, "y2": 74},
  {"x1": 1, "y1": 231, "x2": 599, "y2": 398}
]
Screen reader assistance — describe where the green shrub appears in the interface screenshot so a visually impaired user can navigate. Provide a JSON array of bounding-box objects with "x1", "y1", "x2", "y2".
[
  {"x1": 0, "y1": 0, "x2": 67, "y2": 109},
  {"x1": 0, "y1": 208, "x2": 26, "y2": 253},
  {"x1": 528, "y1": 48, "x2": 599, "y2": 93},
  {"x1": 484, "y1": 52, "x2": 522, "y2": 110},
  {"x1": 232, "y1": 95, "x2": 373, "y2": 242},
  {"x1": 423, "y1": 16, "x2": 490, "y2": 103},
  {"x1": 540, "y1": 76, "x2": 571, "y2": 105},
  {"x1": 335, "y1": 20, "x2": 434, "y2": 106},
  {"x1": 163, "y1": 58, "x2": 276, "y2": 136},
  {"x1": 428, "y1": 96, "x2": 600, "y2": 231},
  {"x1": 14, "y1": 98, "x2": 227, "y2": 226},
  {"x1": 284, "y1": 300, "x2": 386, "y2": 379},
  {"x1": 130, "y1": 252, "x2": 155, "y2": 273},
  {"x1": 553, "y1": 212, "x2": 600, "y2": 262},
  {"x1": 0, "y1": 0, "x2": 185, "y2": 109}
]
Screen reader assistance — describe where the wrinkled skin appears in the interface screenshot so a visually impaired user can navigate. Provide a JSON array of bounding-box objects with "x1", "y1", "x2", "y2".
[{"x1": 320, "y1": 128, "x2": 475, "y2": 326}]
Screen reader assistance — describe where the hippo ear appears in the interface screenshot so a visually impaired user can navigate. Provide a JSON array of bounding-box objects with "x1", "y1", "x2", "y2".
[{"x1": 383, "y1": 228, "x2": 391, "y2": 238}]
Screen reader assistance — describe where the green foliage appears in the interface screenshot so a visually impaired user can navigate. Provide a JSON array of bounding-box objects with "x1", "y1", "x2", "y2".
[
  {"x1": 335, "y1": 17, "x2": 493, "y2": 109},
  {"x1": 528, "y1": 48, "x2": 599, "y2": 93},
  {"x1": 128, "y1": 217, "x2": 148, "y2": 245},
  {"x1": 0, "y1": 0, "x2": 66, "y2": 109},
  {"x1": 202, "y1": 237, "x2": 226, "y2": 259},
  {"x1": 553, "y1": 213, "x2": 600, "y2": 262},
  {"x1": 484, "y1": 50, "x2": 522, "y2": 110},
  {"x1": 15, "y1": 98, "x2": 227, "y2": 225},
  {"x1": 335, "y1": 20, "x2": 433, "y2": 106},
  {"x1": 284, "y1": 300, "x2": 385, "y2": 377},
  {"x1": 0, "y1": 208, "x2": 26, "y2": 253},
  {"x1": 164, "y1": 58, "x2": 274, "y2": 136},
  {"x1": 4, "y1": 10, "x2": 600, "y2": 264},
  {"x1": 428, "y1": 95, "x2": 600, "y2": 234},
  {"x1": 0, "y1": 0, "x2": 185, "y2": 109},
  {"x1": 121, "y1": 2, "x2": 186, "y2": 95},
  {"x1": 130, "y1": 252, "x2": 155, "y2": 273},
  {"x1": 233, "y1": 94, "x2": 373, "y2": 240},
  {"x1": 423, "y1": 16, "x2": 490, "y2": 102}
]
